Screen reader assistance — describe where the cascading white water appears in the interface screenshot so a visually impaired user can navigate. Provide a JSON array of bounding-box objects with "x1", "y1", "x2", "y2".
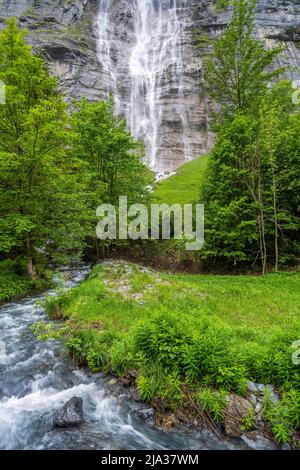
[
  {"x1": 96, "y1": 0, "x2": 199, "y2": 172},
  {"x1": 128, "y1": 0, "x2": 190, "y2": 169},
  {"x1": 96, "y1": 0, "x2": 121, "y2": 113}
]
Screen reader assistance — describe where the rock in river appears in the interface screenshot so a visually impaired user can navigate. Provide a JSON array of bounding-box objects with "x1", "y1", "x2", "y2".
[
  {"x1": 53, "y1": 397, "x2": 84, "y2": 428},
  {"x1": 224, "y1": 394, "x2": 253, "y2": 439}
]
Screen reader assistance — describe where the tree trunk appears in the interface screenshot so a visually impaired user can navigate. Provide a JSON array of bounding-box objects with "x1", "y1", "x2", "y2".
[
  {"x1": 27, "y1": 257, "x2": 37, "y2": 281},
  {"x1": 255, "y1": 137, "x2": 268, "y2": 275},
  {"x1": 258, "y1": 182, "x2": 268, "y2": 275},
  {"x1": 25, "y1": 235, "x2": 37, "y2": 281},
  {"x1": 271, "y1": 168, "x2": 279, "y2": 272},
  {"x1": 95, "y1": 239, "x2": 100, "y2": 260}
]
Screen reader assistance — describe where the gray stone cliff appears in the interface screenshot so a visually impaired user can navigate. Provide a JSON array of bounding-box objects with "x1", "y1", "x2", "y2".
[{"x1": 1, "y1": 0, "x2": 299, "y2": 170}]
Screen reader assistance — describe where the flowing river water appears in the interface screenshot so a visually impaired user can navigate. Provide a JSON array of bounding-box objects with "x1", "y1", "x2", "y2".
[{"x1": 0, "y1": 267, "x2": 248, "y2": 450}]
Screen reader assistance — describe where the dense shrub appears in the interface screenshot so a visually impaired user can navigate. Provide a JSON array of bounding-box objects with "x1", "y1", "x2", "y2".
[
  {"x1": 263, "y1": 389, "x2": 300, "y2": 443},
  {"x1": 133, "y1": 312, "x2": 192, "y2": 370},
  {"x1": 0, "y1": 259, "x2": 50, "y2": 302}
]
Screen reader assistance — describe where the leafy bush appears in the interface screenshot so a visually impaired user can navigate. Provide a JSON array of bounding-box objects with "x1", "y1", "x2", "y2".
[
  {"x1": 241, "y1": 407, "x2": 256, "y2": 432},
  {"x1": 32, "y1": 262, "x2": 300, "y2": 444},
  {"x1": 65, "y1": 336, "x2": 85, "y2": 364},
  {"x1": 263, "y1": 389, "x2": 300, "y2": 443},
  {"x1": 65, "y1": 329, "x2": 111, "y2": 371},
  {"x1": 183, "y1": 324, "x2": 227, "y2": 382},
  {"x1": 134, "y1": 312, "x2": 192, "y2": 370},
  {"x1": 137, "y1": 367, "x2": 183, "y2": 409},
  {"x1": 31, "y1": 322, "x2": 68, "y2": 341},
  {"x1": 0, "y1": 259, "x2": 51, "y2": 302},
  {"x1": 158, "y1": 370, "x2": 184, "y2": 409},
  {"x1": 86, "y1": 347, "x2": 109, "y2": 373}
]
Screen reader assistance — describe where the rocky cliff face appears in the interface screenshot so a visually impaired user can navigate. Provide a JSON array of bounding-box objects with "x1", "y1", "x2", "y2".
[
  {"x1": 1, "y1": 0, "x2": 299, "y2": 171},
  {"x1": 0, "y1": 0, "x2": 103, "y2": 101},
  {"x1": 192, "y1": 0, "x2": 300, "y2": 78}
]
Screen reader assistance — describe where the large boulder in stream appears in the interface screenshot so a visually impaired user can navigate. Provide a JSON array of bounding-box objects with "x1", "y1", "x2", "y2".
[{"x1": 53, "y1": 397, "x2": 84, "y2": 428}]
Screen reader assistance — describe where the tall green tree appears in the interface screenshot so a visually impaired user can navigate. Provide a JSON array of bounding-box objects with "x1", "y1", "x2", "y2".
[
  {"x1": 71, "y1": 97, "x2": 151, "y2": 204},
  {"x1": 259, "y1": 83, "x2": 300, "y2": 269},
  {"x1": 201, "y1": 0, "x2": 300, "y2": 272},
  {"x1": 70, "y1": 97, "x2": 153, "y2": 257},
  {"x1": 206, "y1": 0, "x2": 284, "y2": 120},
  {"x1": 201, "y1": 82, "x2": 300, "y2": 271},
  {"x1": 0, "y1": 19, "x2": 88, "y2": 278}
]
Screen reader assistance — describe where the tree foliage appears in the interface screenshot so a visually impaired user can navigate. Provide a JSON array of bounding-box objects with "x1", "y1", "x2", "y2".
[
  {"x1": 201, "y1": 1, "x2": 300, "y2": 271},
  {"x1": 0, "y1": 19, "x2": 88, "y2": 278},
  {"x1": 206, "y1": 0, "x2": 284, "y2": 120},
  {"x1": 0, "y1": 19, "x2": 151, "y2": 277},
  {"x1": 70, "y1": 97, "x2": 151, "y2": 206}
]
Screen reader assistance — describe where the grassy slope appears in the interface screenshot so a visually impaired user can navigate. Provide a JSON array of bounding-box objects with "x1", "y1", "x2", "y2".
[{"x1": 152, "y1": 155, "x2": 209, "y2": 205}]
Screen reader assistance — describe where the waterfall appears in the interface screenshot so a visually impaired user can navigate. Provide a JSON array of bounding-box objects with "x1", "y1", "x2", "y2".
[
  {"x1": 96, "y1": 0, "x2": 203, "y2": 172},
  {"x1": 96, "y1": 0, "x2": 120, "y2": 112},
  {"x1": 128, "y1": 0, "x2": 189, "y2": 169}
]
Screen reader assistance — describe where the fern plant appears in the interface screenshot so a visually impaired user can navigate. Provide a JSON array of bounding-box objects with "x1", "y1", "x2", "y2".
[{"x1": 195, "y1": 387, "x2": 227, "y2": 423}]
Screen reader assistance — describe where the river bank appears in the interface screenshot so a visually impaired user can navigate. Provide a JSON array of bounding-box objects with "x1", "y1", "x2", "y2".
[
  {"x1": 0, "y1": 267, "x2": 252, "y2": 450},
  {"x1": 36, "y1": 261, "x2": 300, "y2": 449}
]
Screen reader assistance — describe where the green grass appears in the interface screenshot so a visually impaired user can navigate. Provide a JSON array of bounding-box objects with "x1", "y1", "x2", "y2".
[
  {"x1": 54, "y1": 261, "x2": 300, "y2": 344},
  {"x1": 152, "y1": 155, "x2": 209, "y2": 206},
  {"x1": 39, "y1": 261, "x2": 300, "y2": 443}
]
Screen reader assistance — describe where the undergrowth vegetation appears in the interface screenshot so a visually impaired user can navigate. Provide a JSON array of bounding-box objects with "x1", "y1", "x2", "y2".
[
  {"x1": 36, "y1": 261, "x2": 300, "y2": 445},
  {"x1": 0, "y1": 260, "x2": 51, "y2": 302}
]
